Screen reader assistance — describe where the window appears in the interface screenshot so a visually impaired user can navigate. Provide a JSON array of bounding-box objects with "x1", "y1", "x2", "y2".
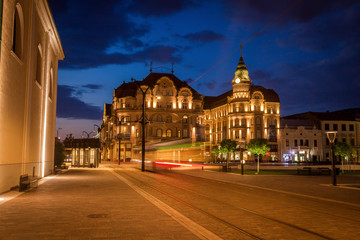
[
  {"x1": 349, "y1": 124, "x2": 354, "y2": 131},
  {"x1": 35, "y1": 45, "x2": 42, "y2": 85},
  {"x1": 241, "y1": 119, "x2": 246, "y2": 126},
  {"x1": 162, "y1": 90, "x2": 166, "y2": 96},
  {"x1": 157, "y1": 103, "x2": 161, "y2": 108},
  {"x1": 294, "y1": 139, "x2": 298, "y2": 147},
  {"x1": 305, "y1": 139, "x2": 309, "y2": 147},
  {"x1": 325, "y1": 124, "x2": 329, "y2": 130},
  {"x1": 350, "y1": 138, "x2": 355, "y2": 146},
  {"x1": 333, "y1": 124, "x2": 338, "y2": 131},
  {"x1": 178, "y1": 130, "x2": 181, "y2": 138},
  {"x1": 342, "y1": 124, "x2": 346, "y2": 131},
  {"x1": 157, "y1": 115, "x2": 162, "y2": 122},
  {"x1": 182, "y1": 115, "x2": 188, "y2": 123},
  {"x1": 167, "y1": 103, "x2": 172, "y2": 108},
  {"x1": 326, "y1": 138, "x2": 329, "y2": 146},
  {"x1": 182, "y1": 102, "x2": 188, "y2": 109},
  {"x1": 286, "y1": 139, "x2": 289, "y2": 147},
  {"x1": 256, "y1": 117, "x2": 261, "y2": 124},
  {"x1": 183, "y1": 129, "x2": 188, "y2": 138},
  {"x1": 166, "y1": 116, "x2": 172, "y2": 123},
  {"x1": 314, "y1": 140, "x2": 317, "y2": 147},
  {"x1": 169, "y1": 90, "x2": 173, "y2": 96},
  {"x1": 342, "y1": 138, "x2": 346, "y2": 143},
  {"x1": 300, "y1": 139, "x2": 303, "y2": 146},
  {"x1": 205, "y1": 125, "x2": 210, "y2": 131},
  {"x1": 136, "y1": 129, "x2": 139, "y2": 137},
  {"x1": 235, "y1": 118, "x2": 239, "y2": 126},
  {"x1": 166, "y1": 129, "x2": 172, "y2": 137},
  {"x1": 156, "y1": 129, "x2": 162, "y2": 137},
  {"x1": 12, "y1": 4, "x2": 23, "y2": 59},
  {"x1": 49, "y1": 67, "x2": 53, "y2": 99}
]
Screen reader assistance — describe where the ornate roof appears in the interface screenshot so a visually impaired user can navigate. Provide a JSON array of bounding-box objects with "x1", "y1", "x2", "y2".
[
  {"x1": 203, "y1": 85, "x2": 280, "y2": 109},
  {"x1": 114, "y1": 73, "x2": 202, "y2": 100}
]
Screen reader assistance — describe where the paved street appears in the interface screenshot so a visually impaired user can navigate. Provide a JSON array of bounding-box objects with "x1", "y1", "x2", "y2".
[{"x1": 0, "y1": 164, "x2": 360, "y2": 240}]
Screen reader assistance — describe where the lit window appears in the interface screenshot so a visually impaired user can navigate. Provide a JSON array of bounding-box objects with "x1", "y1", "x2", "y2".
[{"x1": 166, "y1": 129, "x2": 172, "y2": 137}]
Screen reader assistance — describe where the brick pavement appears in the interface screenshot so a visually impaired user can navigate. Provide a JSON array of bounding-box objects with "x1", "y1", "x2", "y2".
[{"x1": 0, "y1": 167, "x2": 197, "y2": 240}]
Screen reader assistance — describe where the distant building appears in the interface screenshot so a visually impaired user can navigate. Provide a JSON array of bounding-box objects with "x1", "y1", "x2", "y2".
[
  {"x1": 280, "y1": 119, "x2": 322, "y2": 162},
  {"x1": 282, "y1": 109, "x2": 360, "y2": 162},
  {"x1": 63, "y1": 137, "x2": 101, "y2": 168},
  {"x1": 100, "y1": 54, "x2": 280, "y2": 162},
  {"x1": 0, "y1": 0, "x2": 64, "y2": 193}
]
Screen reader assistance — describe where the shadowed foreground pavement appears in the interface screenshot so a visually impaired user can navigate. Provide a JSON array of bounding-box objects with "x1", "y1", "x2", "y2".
[{"x1": 0, "y1": 168, "x2": 196, "y2": 240}]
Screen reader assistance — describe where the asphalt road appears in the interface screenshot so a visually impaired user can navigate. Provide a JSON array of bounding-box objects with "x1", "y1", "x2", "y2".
[{"x1": 0, "y1": 165, "x2": 359, "y2": 240}]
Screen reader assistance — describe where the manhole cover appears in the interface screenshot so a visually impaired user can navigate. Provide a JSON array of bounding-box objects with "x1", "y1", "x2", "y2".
[{"x1": 87, "y1": 214, "x2": 108, "y2": 218}]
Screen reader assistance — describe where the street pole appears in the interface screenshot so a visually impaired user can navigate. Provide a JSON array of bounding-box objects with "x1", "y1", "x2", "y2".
[
  {"x1": 138, "y1": 85, "x2": 149, "y2": 172},
  {"x1": 331, "y1": 143, "x2": 336, "y2": 186},
  {"x1": 326, "y1": 131, "x2": 337, "y2": 186}
]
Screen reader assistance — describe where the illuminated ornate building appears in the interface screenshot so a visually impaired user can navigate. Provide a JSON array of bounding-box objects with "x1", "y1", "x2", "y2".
[
  {"x1": 100, "y1": 73, "x2": 204, "y2": 162},
  {"x1": 101, "y1": 54, "x2": 280, "y2": 162},
  {"x1": 0, "y1": 0, "x2": 64, "y2": 193},
  {"x1": 203, "y1": 56, "x2": 280, "y2": 161}
]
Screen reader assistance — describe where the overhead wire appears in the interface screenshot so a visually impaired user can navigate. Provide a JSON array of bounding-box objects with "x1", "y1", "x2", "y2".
[
  {"x1": 189, "y1": 0, "x2": 304, "y2": 86},
  {"x1": 267, "y1": 41, "x2": 360, "y2": 85}
]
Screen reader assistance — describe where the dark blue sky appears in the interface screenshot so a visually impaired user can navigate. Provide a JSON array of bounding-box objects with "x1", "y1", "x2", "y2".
[{"x1": 49, "y1": 0, "x2": 360, "y2": 139}]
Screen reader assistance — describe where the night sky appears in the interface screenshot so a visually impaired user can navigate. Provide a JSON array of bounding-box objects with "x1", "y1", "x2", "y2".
[{"x1": 48, "y1": 0, "x2": 360, "y2": 140}]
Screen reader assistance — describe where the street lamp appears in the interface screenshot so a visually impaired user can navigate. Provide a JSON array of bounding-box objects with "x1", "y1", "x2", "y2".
[
  {"x1": 137, "y1": 85, "x2": 150, "y2": 172},
  {"x1": 57, "y1": 128, "x2": 62, "y2": 139},
  {"x1": 326, "y1": 131, "x2": 337, "y2": 186}
]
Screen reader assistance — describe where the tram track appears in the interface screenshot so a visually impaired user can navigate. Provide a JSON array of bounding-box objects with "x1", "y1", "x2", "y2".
[{"x1": 115, "y1": 170, "x2": 336, "y2": 240}]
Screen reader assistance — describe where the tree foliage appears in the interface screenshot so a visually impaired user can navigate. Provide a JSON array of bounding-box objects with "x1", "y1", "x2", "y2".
[
  {"x1": 211, "y1": 146, "x2": 220, "y2": 159},
  {"x1": 335, "y1": 142, "x2": 352, "y2": 158},
  {"x1": 54, "y1": 140, "x2": 66, "y2": 167},
  {"x1": 247, "y1": 138, "x2": 270, "y2": 156},
  {"x1": 219, "y1": 139, "x2": 237, "y2": 153}
]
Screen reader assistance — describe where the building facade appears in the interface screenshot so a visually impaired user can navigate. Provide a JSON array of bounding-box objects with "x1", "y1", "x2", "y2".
[
  {"x1": 63, "y1": 137, "x2": 101, "y2": 168},
  {"x1": 100, "y1": 54, "x2": 280, "y2": 163},
  {"x1": 280, "y1": 119, "x2": 322, "y2": 162},
  {"x1": 282, "y1": 110, "x2": 360, "y2": 162},
  {"x1": 0, "y1": 0, "x2": 64, "y2": 193}
]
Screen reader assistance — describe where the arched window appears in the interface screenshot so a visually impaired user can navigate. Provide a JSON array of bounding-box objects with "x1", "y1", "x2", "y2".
[
  {"x1": 182, "y1": 99, "x2": 188, "y2": 109},
  {"x1": 12, "y1": 3, "x2": 24, "y2": 59},
  {"x1": 156, "y1": 129, "x2": 162, "y2": 137},
  {"x1": 182, "y1": 115, "x2": 188, "y2": 123},
  {"x1": 166, "y1": 129, "x2": 172, "y2": 137},
  {"x1": 157, "y1": 115, "x2": 162, "y2": 122},
  {"x1": 166, "y1": 116, "x2": 172, "y2": 123}
]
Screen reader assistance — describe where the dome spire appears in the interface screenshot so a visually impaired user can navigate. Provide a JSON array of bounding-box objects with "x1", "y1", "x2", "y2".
[{"x1": 234, "y1": 44, "x2": 250, "y2": 81}]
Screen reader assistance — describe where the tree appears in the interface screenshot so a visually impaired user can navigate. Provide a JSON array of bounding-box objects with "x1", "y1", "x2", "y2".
[
  {"x1": 335, "y1": 142, "x2": 352, "y2": 173},
  {"x1": 54, "y1": 140, "x2": 66, "y2": 168},
  {"x1": 220, "y1": 139, "x2": 237, "y2": 170},
  {"x1": 247, "y1": 138, "x2": 270, "y2": 174},
  {"x1": 211, "y1": 146, "x2": 220, "y2": 162}
]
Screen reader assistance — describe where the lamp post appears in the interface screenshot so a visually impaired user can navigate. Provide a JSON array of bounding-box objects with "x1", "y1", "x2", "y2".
[
  {"x1": 326, "y1": 131, "x2": 337, "y2": 186},
  {"x1": 57, "y1": 128, "x2": 62, "y2": 139},
  {"x1": 138, "y1": 85, "x2": 150, "y2": 171},
  {"x1": 116, "y1": 118, "x2": 122, "y2": 165}
]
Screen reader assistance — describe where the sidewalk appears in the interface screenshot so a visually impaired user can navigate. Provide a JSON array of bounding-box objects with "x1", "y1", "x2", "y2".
[{"x1": 0, "y1": 168, "x2": 196, "y2": 240}]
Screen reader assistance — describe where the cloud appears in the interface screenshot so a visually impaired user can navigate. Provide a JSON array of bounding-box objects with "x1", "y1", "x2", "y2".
[
  {"x1": 57, "y1": 85, "x2": 103, "y2": 120},
  {"x1": 82, "y1": 84, "x2": 103, "y2": 90},
  {"x1": 127, "y1": 0, "x2": 201, "y2": 17},
  {"x1": 223, "y1": 0, "x2": 358, "y2": 24},
  {"x1": 179, "y1": 30, "x2": 226, "y2": 44},
  {"x1": 266, "y1": 49, "x2": 360, "y2": 116},
  {"x1": 275, "y1": 2, "x2": 360, "y2": 52}
]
